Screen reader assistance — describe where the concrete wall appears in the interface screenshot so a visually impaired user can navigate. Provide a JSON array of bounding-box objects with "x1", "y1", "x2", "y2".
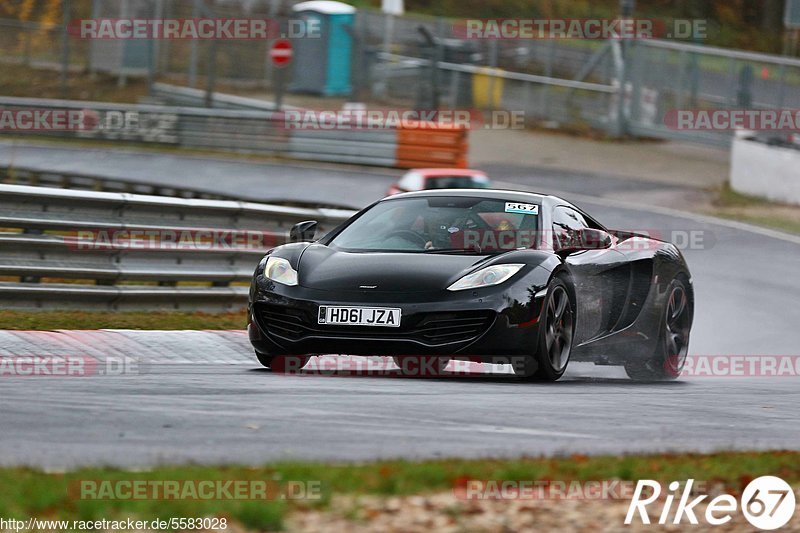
[{"x1": 731, "y1": 136, "x2": 800, "y2": 205}]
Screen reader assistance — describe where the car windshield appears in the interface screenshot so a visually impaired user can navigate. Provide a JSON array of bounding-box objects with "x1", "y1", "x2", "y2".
[
  {"x1": 425, "y1": 176, "x2": 491, "y2": 189},
  {"x1": 329, "y1": 197, "x2": 540, "y2": 253}
]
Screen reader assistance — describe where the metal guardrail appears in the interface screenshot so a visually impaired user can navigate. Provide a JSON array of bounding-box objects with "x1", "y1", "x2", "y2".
[
  {"x1": 0, "y1": 166, "x2": 239, "y2": 201},
  {"x1": 376, "y1": 52, "x2": 618, "y2": 94},
  {"x1": 0, "y1": 95, "x2": 469, "y2": 168},
  {"x1": 0, "y1": 165, "x2": 358, "y2": 210},
  {"x1": 151, "y1": 83, "x2": 300, "y2": 111},
  {"x1": 0, "y1": 183, "x2": 355, "y2": 311}
]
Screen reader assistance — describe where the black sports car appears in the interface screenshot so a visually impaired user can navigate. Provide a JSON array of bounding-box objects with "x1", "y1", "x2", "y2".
[{"x1": 248, "y1": 190, "x2": 693, "y2": 381}]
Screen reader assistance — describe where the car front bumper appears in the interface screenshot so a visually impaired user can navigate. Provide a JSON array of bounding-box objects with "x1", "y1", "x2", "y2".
[{"x1": 249, "y1": 278, "x2": 545, "y2": 358}]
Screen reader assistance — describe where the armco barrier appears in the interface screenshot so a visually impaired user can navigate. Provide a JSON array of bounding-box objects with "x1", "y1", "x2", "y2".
[
  {"x1": 0, "y1": 183, "x2": 355, "y2": 311},
  {"x1": 0, "y1": 95, "x2": 470, "y2": 169},
  {"x1": 0, "y1": 166, "x2": 238, "y2": 200}
]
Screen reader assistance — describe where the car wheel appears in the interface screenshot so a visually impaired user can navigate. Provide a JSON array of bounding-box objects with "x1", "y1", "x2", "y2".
[
  {"x1": 393, "y1": 356, "x2": 450, "y2": 377},
  {"x1": 255, "y1": 352, "x2": 274, "y2": 368},
  {"x1": 514, "y1": 276, "x2": 575, "y2": 382},
  {"x1": 625, "y1": 277, "x2": 692, "y2": 381},
  {"x1": 256, "y1": 353, "x2": 310, "y2": 373}
]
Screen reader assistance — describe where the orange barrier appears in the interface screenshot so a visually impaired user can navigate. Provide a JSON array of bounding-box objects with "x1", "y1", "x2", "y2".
[{"x1": 395, "y1": 122, "x2": 469, "y2": 169}]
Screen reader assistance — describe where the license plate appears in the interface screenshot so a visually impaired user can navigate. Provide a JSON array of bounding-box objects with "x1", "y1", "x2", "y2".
[{"x1": 318, "y1": 306, "x2": 401, "y2": 327}]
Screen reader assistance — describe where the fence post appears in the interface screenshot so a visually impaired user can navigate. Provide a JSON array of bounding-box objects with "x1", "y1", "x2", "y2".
[
  {"x1": 539, "y1": 38, "x2": 556, "y2": 119},
  {"x1": 205, "y1": 38, "x2": 218, "y2": 108},
  {"x1": 609, "y1": 40, "x2": 627, "y2": 138},
  {"x1": 60, "y1": 0, "x2": 71, "y2": 99},
  {"x1": 629, "y1": 41, "x2": 643, "y2": 127},
  {"x1": 727, "y1": 57, "x2": 738, "y2": 106},
  {"x1": 24, "y1": 24, "x2": 32, "y2": 66},
  {"x1": 189, "y1": 0, "x2": 201, "y2": 87}
]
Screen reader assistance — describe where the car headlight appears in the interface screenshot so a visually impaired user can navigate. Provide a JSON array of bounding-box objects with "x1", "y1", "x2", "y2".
[
  {"x1": 447, "y1": 264, "x2": 524, "y2": 292},
  {"x1": 264, "y1": 257, "x2": 298, "y2": 286}
]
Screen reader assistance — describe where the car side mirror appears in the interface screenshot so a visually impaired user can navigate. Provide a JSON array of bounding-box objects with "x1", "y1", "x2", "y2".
[
  {"x1": 580, "y1": 228, "x2": 613, "y2": 250},
  {"x1": 556, "y1": 228, "x2": 613, "y2": 254},
  {"x1": 290, "y1": 221, "x2": 318, "y2": 243}
]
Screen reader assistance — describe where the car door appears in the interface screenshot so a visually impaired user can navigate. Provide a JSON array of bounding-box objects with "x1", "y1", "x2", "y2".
[{"x1": 552, "y1": 206, "x2": 628, "y2": 345}]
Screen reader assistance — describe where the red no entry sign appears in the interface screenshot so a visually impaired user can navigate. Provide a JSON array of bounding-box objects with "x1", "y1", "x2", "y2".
[{"x1": 270, "y1": 39, "x2": 293, "y2": 67}]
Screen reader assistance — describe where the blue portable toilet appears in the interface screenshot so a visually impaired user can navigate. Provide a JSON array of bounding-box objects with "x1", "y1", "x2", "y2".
[{"x1": 290, "y1": 1, "x2": 356, "y2": 96}]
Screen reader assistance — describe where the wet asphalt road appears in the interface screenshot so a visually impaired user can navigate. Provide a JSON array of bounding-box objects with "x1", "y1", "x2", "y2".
[
  {"x1": 1, "y1": 141, "x2": 799, "y2": 468},
  {"x1": 2, "y1": 361, "x2": 799, "y2": 470}
]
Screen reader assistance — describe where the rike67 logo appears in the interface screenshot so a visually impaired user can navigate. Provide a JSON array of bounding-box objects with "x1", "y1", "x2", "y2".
[{"x1": 626, "y1": 477, "x2": 796, "y2": 530}]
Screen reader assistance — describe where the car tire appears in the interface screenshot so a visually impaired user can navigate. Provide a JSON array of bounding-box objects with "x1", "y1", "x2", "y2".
[
  {"x1": 393, "y1": 356, "x2": 450, "y2": 377},
  {"x1": 624, "y1": 277, "x2": 692, "y2": 381},
  {"x1": 256, "y1": 353, "x2": 310, "y2": 373},
  {"x1": 255, "y1": 352, "x2": 274, "y2": 368},
  {"x1": 514, "y1": 276, "x2": 575, "y2": 382}
]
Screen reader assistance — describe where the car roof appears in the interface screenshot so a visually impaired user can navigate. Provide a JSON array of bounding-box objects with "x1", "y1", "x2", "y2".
[
  {"x1": 412, "y1": 168, "x2": 488, "y2": 178},
  {"x1": 382, "y1": 188, "x2": 565, "y2": 207}
]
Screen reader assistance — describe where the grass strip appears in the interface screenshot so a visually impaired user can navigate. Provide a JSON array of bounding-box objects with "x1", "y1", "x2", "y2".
[
  {"x1": 0, "y1": 451, "x2": 797, "y2": 531},
  {"x1": 0, "y1": 310, "x2": 247, "y2": 331}
]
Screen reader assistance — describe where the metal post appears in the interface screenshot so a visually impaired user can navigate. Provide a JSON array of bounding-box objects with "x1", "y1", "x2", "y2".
[
  {"x1": 189, "y1": 0, "x2": 201, "y2": 87},
  {"x1": 205, "y1": 38, "x2": 217, "y2": 108},
  {"x1": 688, "y1": 50, "x2": 699, "y2": 107},
  {"x1": 89, "y1": 0, "x2": 100, "y2": 77},
  {"x1": 727, "y1": 57, "x2": 737, "y2": 106},
  {"x1": 487, "y1": 40, "x2": 498, "y2": 110},
  {"x1": 264, "y1": 0, "x2": 280, "y2": 89},
  {"x1": 273, "y1": 14, "x2": 288, "y2": 110},
  {"x1": 118, "y1": 0, "x2": 130, "y2": 87},
  {"x1": 539, "y1": 38, "x2": 555, "y2": 118},
  {"x1": 615, "y1": 0, "x2": 636, "y2": 135},
  {"x1": 60, "y1": 0, "x2": 71, "y2": 99},
  {"x1": 417, "y1": 26, "x2": 440, "y2": 109},
  {"x1": 674, "y1": 50, "x2": 688, "y2": 110},
  {"x1": 275, "y1": 66, "x2": 286, "y2": 110},
  {"x1": 147, "y1": 37, "x2": 155, "y2": 96},
  {"x1": 383, "y1": 13, "x2": 395, "y2": 55},
  {"x1": 619, "y1": 0, "x2": 635, "y2": 59},
  {"x1": 149, "y1": 0, "x2": 164, "y2": 95},
  {"x1": 614, "y1": 41, "x2": 627, "y2": 137},
  {"x1": 23, "y1": 23, "x2": 32, "y2": 66},
  {"x1": 777, "y1": 64, "x2": 787, "y2": 108}
]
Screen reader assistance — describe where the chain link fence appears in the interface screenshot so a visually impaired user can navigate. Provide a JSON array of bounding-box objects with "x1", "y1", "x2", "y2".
[
  {"x1": 625, "y1": 39, "x2": 800, "y2": 145},
  {"x1": 2, "y1": 2, "x2": 800, "y2": 147}
]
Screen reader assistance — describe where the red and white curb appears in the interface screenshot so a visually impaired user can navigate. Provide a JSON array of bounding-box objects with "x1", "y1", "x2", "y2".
[{"x1": 0, "y1": 330, "x2": 253, "y2": 365}]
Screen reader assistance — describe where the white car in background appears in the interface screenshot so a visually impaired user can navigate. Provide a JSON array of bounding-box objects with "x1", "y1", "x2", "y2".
[{"x1": 387, "y1": 169, "x2": 492, "y2": 196}]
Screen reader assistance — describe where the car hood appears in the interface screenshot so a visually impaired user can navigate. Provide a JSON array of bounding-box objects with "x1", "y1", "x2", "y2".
[{"x1": 298, "y1": 245, "x2": 493, "y2": 292}]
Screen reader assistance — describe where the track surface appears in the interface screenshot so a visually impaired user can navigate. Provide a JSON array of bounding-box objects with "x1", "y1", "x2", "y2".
[
  {"x1": 3, "y1": 361, "x2": 799, "y2": 470},
  {"x1": 1, "y1": 141, "x2": 799, "y2": 468}
]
